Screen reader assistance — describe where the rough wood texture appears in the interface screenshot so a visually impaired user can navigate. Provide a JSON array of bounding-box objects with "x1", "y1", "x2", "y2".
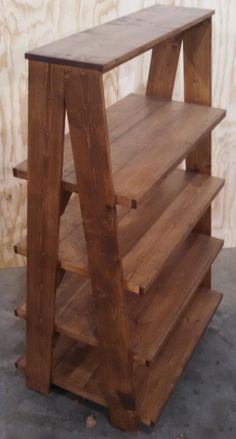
[
  {"x1": 134, "y1": 288, "x2": 223, "y2": 426},
  {"x1": 15, "y1": 169, "x2": 224, "y2": 294},
  {"x1": 184, "y1": 18, "x2": 212, "y2": 286},
  {"x1": 12, "y1": 4, "x2": 226, "y2": 433},
  {"x1": 26, "y1": 61, "x2": 65, "y2": 394},
  {"x1": 13, "y1": 93, "x2": 225, "y2": 209},
  {"x1": 16, "y1": 233, "x2": 223, "y2": 366},
  {"x1": 147, "y1": 35, "x2": 182, "y2": 98},
  {"x1": 2, "y1": 1, "x2": 236, "y2": 270},
  {"x1": 25, "y1": 4, "x2": 213, "y2": 72},
  {"x1": 64, "y1": 66, "x2": 137, "y2": 432},
  {"x1": 16, "y1": 288, "x2": 223, "y2": 427}
]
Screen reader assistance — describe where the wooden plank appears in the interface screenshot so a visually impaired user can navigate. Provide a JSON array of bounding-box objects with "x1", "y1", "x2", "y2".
[
  {"x1": 111, "y1": 101, "x2": 225, "y2": 206},
  {"x1": 15, "y1": 169, "x2": 224, "y2": 294},
  {"x1": 147, "y1": 35, "x2": 182, "y2": 98},
  {"x1": 25, "y1": 5, "x2": 214, "y2": 72},
  {"x1": 16, "y1": 233, "x2": 223, "y2": 366},
  {"x1": 129, "y1": 233, "x2": 223, "y2": 365},
  {"x1": 18, "y1": 288, "x2": 222, "y2": 427},
  {"x1": 13, "y1": 94, "x2": 226, "y2": 209},
  {"x1": 184, "y1": 18, "x2": 213, "y2": 287},
  {"x1": 135, "y1": 288, "x2": 223, "y2": 426},
  {"x1": 64, "y1": 66, "x2": 137, "y2": 432},
  {"x1": 16, "y1": 335, "x2": 77, "y2": 373},
  {"x1": 26, "y1": 61, "x2": 65, "y2": 395}
]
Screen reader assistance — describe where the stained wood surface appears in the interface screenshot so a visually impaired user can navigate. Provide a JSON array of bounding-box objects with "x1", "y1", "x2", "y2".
[
  {"x1": 25, "y1": 61, "x2": 65, "y2": 395},
  {"x1": 64, "y1": 67, "x2": 137, "y2": 431},
  {"x1": 147, "y1": 35, "x2": 182, "y2": 98},
  {"x1": 3, "y1": 1, "x2": 236, "y2": 271},
  {"x1": 15, "y1": 169, "x2": 224, "y2": 294},
  {"x1": 16, "y1": 232, "x2": 223, "y2": 366},
  {"x1": 13, "y1": 93, "x2": 226, "y2": 209},
  {"x1": 25, "y1": 4, "x2": 213, "y2": 72},
  {"x1": 134, "y1": 288, "x2": 223, "y2": 426},
  {"x1": 17, "y1": 287, "x2": 222, "y2": 426},
  {"x1": 184, "y1": 18, "x2": 212, "y2": 287}
]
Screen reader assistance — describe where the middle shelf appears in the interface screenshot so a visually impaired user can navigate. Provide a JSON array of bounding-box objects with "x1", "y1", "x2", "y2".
[
  {"x1": 16, "y1": 230, "x2": 223, "y2": 366},
  {"x1": 15, "y1": 168, "x2": 224, "y2": 295}
]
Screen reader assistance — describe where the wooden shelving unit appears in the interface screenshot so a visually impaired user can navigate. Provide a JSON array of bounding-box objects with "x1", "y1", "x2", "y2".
[{"x1": 14, "y1": 4, "x2": 226, "y2": 433}]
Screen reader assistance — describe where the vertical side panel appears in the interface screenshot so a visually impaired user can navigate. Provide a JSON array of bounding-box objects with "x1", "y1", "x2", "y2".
[
  {"x1": 26, "y1": 61, "x2": 65, "y2": 394},
  {"x1": 64, "y1": 67, "x2": 137, "y2": 432},
  {"x1": 184, "y1": 18, "x2": 212, "y2": 287},
  {"x1": 147, "y1": 35, "x2": 182, "y2": 98}
]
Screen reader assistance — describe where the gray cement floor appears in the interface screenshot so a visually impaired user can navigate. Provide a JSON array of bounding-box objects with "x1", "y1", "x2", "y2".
[{"x1": 0, "y1": 249, "x2": 235, "y2": 439}]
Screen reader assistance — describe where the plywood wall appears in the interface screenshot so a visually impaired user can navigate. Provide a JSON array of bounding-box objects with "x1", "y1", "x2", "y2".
[{"x1": 0, "y1": 0, "x2": 235, "y2": 268}]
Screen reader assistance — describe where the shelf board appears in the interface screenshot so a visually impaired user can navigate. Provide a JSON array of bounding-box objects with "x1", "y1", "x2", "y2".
[
  {"x1": 16, "y1": 233, "x2": 223, "y2": 366},
  {"x1": 16, "y1": 288, "x2": 223, "y2": 426},
  {"x1": 25, "y1": 5, "x2": 214, "y2": 72},
  {"x1": 15, "y1": 169, "x2": 224, "y2": 295},
  {"x1": 134, "y1": 288, "x2": 223, "y2": 426},
  {"x1": 13, "y1": 94, "x2": 225, "y2": 209}
]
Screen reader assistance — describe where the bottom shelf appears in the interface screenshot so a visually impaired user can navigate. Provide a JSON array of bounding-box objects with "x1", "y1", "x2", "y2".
[{"x1": 16, "y1": 287, "x2": 222, "y2": 427}]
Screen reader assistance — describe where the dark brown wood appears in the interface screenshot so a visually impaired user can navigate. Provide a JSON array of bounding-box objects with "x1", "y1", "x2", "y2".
[
  {"x1": 26, "y1": 60, "x2": 65, "y2": 394},
  {"x1": 16, "y1": 288, "x2": 222, "y2": 427},
  {"x1": 184, "y1": 18, "x2": 212, "y2": 287},
  {"x1": 15, "y1": 169, "x2": 224, "y2": 294},
  {"x1": 14, "y1": 6, "x2": 226, "y2": 433},
  {"x1": 135, "y1": 288, "x2": 223, "y2": 425},
  {"x1": 13, "y1": 93, "x2": 225, "y2": 209},
  {"x1": 16, "y1": 233, "x2": 223, "y2": 366},
  {"x1": 25, "y1": 5, "x2": 213, "y2": 72},
  {"x1": 64, "y1": 66, "x2": 137, "y2": 432},
  {"x1": 147, "y1": 35, "x2": 182, "y2": 97}
]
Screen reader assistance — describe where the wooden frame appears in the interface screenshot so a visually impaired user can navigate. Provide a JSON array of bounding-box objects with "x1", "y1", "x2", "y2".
[{"x1": 14, "y1": 5, "x2": 225, "y2": 433}]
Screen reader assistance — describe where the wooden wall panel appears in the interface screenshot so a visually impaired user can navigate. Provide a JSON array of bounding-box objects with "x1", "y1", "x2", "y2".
[
  {"x1": 0, "y1": 0, "x2": 118, "y2": 267},
  {"x1": 0, "y1": 0, "x2": 235, "y2": 267}
]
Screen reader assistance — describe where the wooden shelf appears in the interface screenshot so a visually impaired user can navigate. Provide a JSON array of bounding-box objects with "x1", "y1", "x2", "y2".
[
  {"x1": 16, "y1": 232, "x2": 223, "y2": 366},
  {"x1": 24, "y1": 4, "x2": 214, "y2": 72},
  {"x1": 15, "y1": 6, "x2": 225, "y2": 432},
  {"x1": 15, "y1": 169, "x2": 224, "y2": 295},
  {"x1": 13, "y1": 94, "x2": 225, "y2": 209},
  {"x1": 16, "y1": 288, "x2": 223, "y2": 426}
]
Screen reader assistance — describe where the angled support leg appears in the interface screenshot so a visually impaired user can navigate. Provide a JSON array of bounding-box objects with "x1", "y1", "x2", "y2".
[
  {"x1": 147, "y1": 35, "x2": 182, "y2": 98},
  {"x1": 184, "y1": 18, "x2": 212, "y2": 287},
  {"x1": 26, "y1": 61, "x2": 65, "y2": 394},
  {"x1": 64, "y1": 67, "x2": 137, "y2": 432}
]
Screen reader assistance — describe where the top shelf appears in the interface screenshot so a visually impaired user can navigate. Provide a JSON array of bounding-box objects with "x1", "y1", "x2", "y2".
[{"x1": 25, "y1": 4, "x2": 214, "y2": 72}]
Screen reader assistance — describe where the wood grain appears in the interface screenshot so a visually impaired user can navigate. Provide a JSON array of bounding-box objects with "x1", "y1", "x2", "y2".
[
  {"x1": 13, "y1": 93, "x2": 226, "y2": 209},
  {"x1": 147, "y1": 35, "x2": 182, "y2": 97},
  {"x1": 134, "y1": 287, "x2": 223, "y2": 426},
  {"x1": 25, "y1": 5, "x2": 213, "y2": 72},
  {"x1": 1, "y1": 1, "x2": 236, "y2": 269},
  {"x1": 16, "y1": 288, "x2": 223, "y2": 427},
  {"x1": 184, "y1": 18, "x2": 212, "y2": 286},
  {"x1": 26, "y1": 61, "x2": 65, "y2": 395},
  {"x1": 64, "y1": 66, "x2": 137, "y2": 432},
  {"x1": 15, "y1": 232, "x2": 223, "y2": 366},
  {"x1": 15, "y1": 169, "x2": 224, "y2": 294}
]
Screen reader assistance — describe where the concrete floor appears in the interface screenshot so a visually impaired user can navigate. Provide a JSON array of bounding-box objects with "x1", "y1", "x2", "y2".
[{"x1": 0, "y1": 249, "x2": 235, "y2": 439}]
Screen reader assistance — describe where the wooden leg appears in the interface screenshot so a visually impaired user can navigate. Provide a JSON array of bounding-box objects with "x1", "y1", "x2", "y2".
[
  {"x1": 184, "y1": 18, "x2": 212, "y2": 287},
  {"x1": 26, "y1": 61, "x2": 65, "y2": 394},
  {"x1": 147, "y1": 35, "x2": 182, "y2": 98},
  {"x1": 64, "y1": 66, "x2": 137, "y2": 432}
]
